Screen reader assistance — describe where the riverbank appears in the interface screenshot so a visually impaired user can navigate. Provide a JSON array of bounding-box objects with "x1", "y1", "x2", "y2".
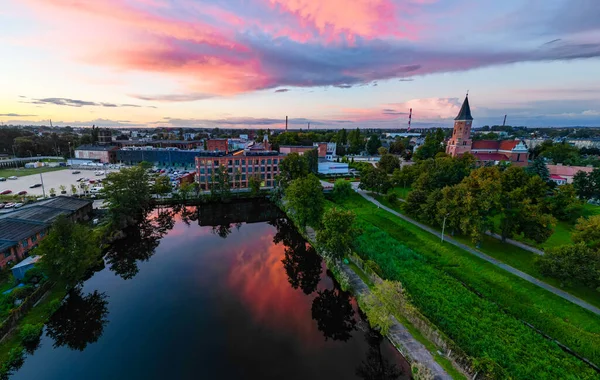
[{"x1": 275, "y1": 199, "x2": 468, "y2": 379}]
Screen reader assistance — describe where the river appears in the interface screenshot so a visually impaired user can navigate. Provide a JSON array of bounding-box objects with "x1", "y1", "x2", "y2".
[{"x1": 12, "y1": 201, "x2": 409, "y2": 379}]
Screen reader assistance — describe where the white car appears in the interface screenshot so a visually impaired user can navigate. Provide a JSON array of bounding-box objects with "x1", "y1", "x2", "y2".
[
  {"x1": 14, "y1": 203, "x2": 24, "y2": 208},
  {"x1": 8, "y1": 176, "x2": 17, "y2": 180}
]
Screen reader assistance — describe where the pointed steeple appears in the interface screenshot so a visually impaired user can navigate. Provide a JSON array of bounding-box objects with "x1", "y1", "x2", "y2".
[{"x1": 454, "y1": 94, "x2": 473, "y2": 121}]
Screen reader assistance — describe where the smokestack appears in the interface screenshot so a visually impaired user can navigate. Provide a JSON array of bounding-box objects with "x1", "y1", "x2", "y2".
[
  {"x1": 503, "y1": 115, "x2": 507, "y2": 127},
  {"x1": 407, "y1": 108, "x2": 412, "y2": 132},
  {"x1": 285, "y1": 116, "x2": 288, "y2": 131},
  {"x1": 308, "y1": 122, "x2": 310, "y2": 131}
]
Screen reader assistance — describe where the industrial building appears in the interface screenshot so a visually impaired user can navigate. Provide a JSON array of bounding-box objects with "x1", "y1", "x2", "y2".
[
  {"x1": 0, "y1": 197, "x2": 93, "y2": 268},
  {"x1": 116, "y1": 148, "x2": 200, "y2": 168},
  {"x1": 74, "y1": 145, "x2": 119, "y2": 164}
]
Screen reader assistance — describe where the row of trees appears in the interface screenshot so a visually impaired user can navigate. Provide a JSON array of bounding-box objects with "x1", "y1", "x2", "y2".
[
  {"x1": 573, "y1": 168, "x2": 600, "y2": 200},
  {"x1": 530, "y1": 140, "x2": 600, "y2": 167}
]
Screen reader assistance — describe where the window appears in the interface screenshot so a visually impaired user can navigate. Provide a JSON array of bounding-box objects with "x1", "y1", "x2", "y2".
[
  {"x1": 32, "y1": 235, "x2": 37, "y2": 243},
  {"x1": 261, "y1": 159, "x2": 265, "y2": 165},
  {"x1": 267, "y1": 173, "x2": 271, "y2": 179},
  {"x1": 266, "y1": 181, "x2": 271, "y2": 186},
  {"x1": 267, "y1": 159, "x2": 272, "y2": 164},
  {"x1": 267, "y1": 167, "x2": 271, "y2": 172},
  {"x1": 213, "y1": 160, "x2": 219, "y2": 166},
  {"x1": 463, "y1": 142, "x2": 467, "y2": 146},
  {"x1": 200, "y1": 168, "x2": 205, "y2": 174},
  {"x1": 242, "y1": 167, "x2": 246, "y2": 173},
  {"x1": 21, "y1": 240, "x2": 28, "y2": 248},
  {"x1": 517, "y1": 153, "x2": 521, "y2": 162},
  {"x1": 200, "y1": 176, "x2": 205, "y2": 181},
  {"x1": 3, "y1": 252, "x2": 10, "y2": 259},
  {"x1": 228, "y1": 168, "x2": 233, "y2": 173},
  {"x1": 242, "y1": 160, "x2": 246, "y2": 165},
  {"x1": 228, "y1": 160, "x2": 232, "y2": 165},
  {"x1": 235, "y1": 159, "x2": 239, "y2": 166},
  {"x1": 261, "y1": 174, "x2": 265, "y2": 179},
  {"x1": 261, "y1": 167, "x2": 265, "y2": 172},
  {"x1": 248, "y1": 167, "x2": 253, "y2": 173},
  {"x1": 242, "y1": 174, "x2": 246, "y2": 180},
  {"x1": 255, "y1": 159, "x2": 259, "y2": 165},
  {"x1": 274, "y1": 159, "x2": 278, "y2": 164}
]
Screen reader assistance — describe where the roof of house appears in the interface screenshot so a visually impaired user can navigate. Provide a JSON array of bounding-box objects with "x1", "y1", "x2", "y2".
[
  {"x1": 454, "y1": 95, "x2": 473, "y2": 121},
  {"x1": 471, "y1": 140, "x2": 500, "y2": 150},
  {"x1": 9, "y1": 206, "x2": 69, "y2": 223},
  {"x1": 498, "y1": 140, "x2": 520, "y2": 151},
  {"x1": 547, "y1": 164, "x2": 594, "y2": 177},
  {"x1": 40, "y1": 196, "x2": 92, "y2": 211},
  {"x1": 0, "y1": 219, "x2": 46, "y2": 242},
  {"x1": 0, "y1": 239, "x2": 17, "y2": 251},
  {"x1": 11, "y1": 255, "x2": 41, "y2": 270},
  {"x1": 550, "y1": 174, "x2": 567, "y2": 180},
  {"x1": 473, "y1": 152, "x2": 509, "y2": 161}
]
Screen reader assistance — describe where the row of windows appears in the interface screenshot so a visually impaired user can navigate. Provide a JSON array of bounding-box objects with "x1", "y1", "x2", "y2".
[
  {"x1": 198, "y1": 166, "x2": 279, "y2": 174},
  {"x1": 199, "y1": 173, "x2": 274, "y2": 182},
  {"x1": 198, "y1": 180, "x2": 274, "y2": 190},
  {"x1": 197, "y1": 158, "x2": 279, "y2": 166}
]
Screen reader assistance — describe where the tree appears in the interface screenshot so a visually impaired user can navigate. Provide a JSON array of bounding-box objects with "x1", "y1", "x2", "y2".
[
  {"x1": 103, "y1": 165, "x2": 152, "y2": 229},
  {"x1": 377, "y1": 154, "x2": 400, "y2": 174},
  {"x1": 359, "y1": 166, "x2": 391, "y2": 194},
  {"x1": 356, "y1": 330, "x2": 402, "y2": 380},
  {"x1": 153, "y1": 175, "x2": 171, "y2": 198},
  {"x1": 348, "y1": 128, "x2": 364, "y2": 154},
  {"x1": 279, "y1": 152, "x2": 309, "y2": 187},
  {"x1": 366, "y1": 135, "x2": 382, "y2": 155},
  {"x1": 59, "y1": 185, "x2": 66, "y2": 194},
  {"x1": 316, "y1": 208, "x2": 357, "y2": 261},
  {"x1": 336, "y1": 128, "x2": 348, "y2": 145},
  {"x1": 285, "y1": 174, "x2": 324, "y2": 229},
  {"x1": 572, "y1": 215, "x2": 600, "y2": 250},
  {"x1": 177, "y1": 182, "x2": 194, "y2": 201},
  {"x1": 527, "y1": 157, "x2": 550, "y2": 183},
  {"x1": 537, "y1": 243, "x2": 600, "y2": 288},
  {"x1": 70, "y1": 184, "x2": 77, "y2": 196},
  {"x1": 573, "y1": 171, "x2": 594, "y2": 200},
  {"x1": 210, "y1": 165, "x2": 231, "y2": 201},
  {"x1": 332, "y1": 179, "x2": 353, "y2": 201},
  {"x1": 540, "y1": 141, "x2": 580, "y2": 165},
  {"x1": 37, "y1": 215, "x2": 102, "y2": 287},
  {"x1": 248, "y1": 174, "x2": 261, "y2": 196},
  {"x1": 413, "y1": 129, "x2": 445, "y2": 160},
  {"x1": 547, "y1": 184, "x2": 582, "y2": 222},
  {"x1": 388, "y1": 139, "x2": 406, "y2": 155},
  {"x1": 45, "y1": 289, "x2": 109, "y2": 351},
  {"x1": 305, "y1": 148, "x2": 319, "y2": 174},
  {"x1": 377, "y1": 147, "x2": 388, "y2": 156}
]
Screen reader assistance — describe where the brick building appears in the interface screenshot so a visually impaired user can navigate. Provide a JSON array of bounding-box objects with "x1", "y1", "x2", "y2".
[
  {"x1": 206, "y1": 139, "x2": 228, "y2": 153},
  {"x1": 446, "y1": 95, "x2": 529, "y2": 166},
  {"x1": 75, "y1": 145, "x2": 119, "y2": 164},
  {"x1": 195, "y1": 150, "x2": 283, "y2": 190},
  {"x1": 0, "y1": 197, "x2": 93, "y2": 268}
]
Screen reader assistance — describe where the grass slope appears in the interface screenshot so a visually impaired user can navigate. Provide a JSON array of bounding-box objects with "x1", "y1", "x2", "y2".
[{"x1": 335, "y1": 193, "x2": 600, "y2": 379}]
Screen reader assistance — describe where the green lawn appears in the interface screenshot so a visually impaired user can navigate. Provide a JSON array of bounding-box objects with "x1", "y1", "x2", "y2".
[
  {"x1": 389, "y1": 186, "x2": 411, "y2": 199},
  {"x1": 0, "y1": 166, "x2": 66, "y2": 178},
  {"x1": 373, "y1": 193, "x2": 600, "y2": 309},
  {"x1": 334, "y1": 193, "x2": 600, "y2": 378}
]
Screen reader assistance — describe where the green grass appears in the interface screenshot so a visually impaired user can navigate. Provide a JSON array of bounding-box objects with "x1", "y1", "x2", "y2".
[
  {"x1": 0, "y1": 283, "x2": 66, "y2": 364},
  {"x1": 335, "y1": 193, "x2": 600, "y2": 378},
  {"x1": 388, "y1": 186, "x2": 411, "y2": 199},
  {"x1": 373, "y1": 193, "x2": 600, "y2": 309},
  {"x1": 0, "y1": 166, "x2": 66, "y2": 178},
  {"x1": 346, "y1": 256, "x2": 466, "y2": 379}
]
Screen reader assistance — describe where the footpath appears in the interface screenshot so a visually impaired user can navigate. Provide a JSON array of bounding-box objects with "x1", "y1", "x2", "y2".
[
  {"x1": 357, "y1": 190, "x2": 600, "y2": 316},
  {"x1": 303, "y1": 227, "x2": 453, "y2": 380}
]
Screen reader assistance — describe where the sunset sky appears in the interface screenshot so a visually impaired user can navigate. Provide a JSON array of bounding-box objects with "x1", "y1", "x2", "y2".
[{"x1": 2, "y1": 0, "x2": 600, "y2": 129}]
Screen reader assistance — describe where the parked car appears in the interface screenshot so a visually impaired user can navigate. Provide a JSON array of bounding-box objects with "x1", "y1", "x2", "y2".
[
  {"x1": 29, "y1": 183, "x2": 42, "y2": 188},
  {"x1": 72, "y1": 170, "x2": 81, "y2": 174},
  {"x1": 76, "y1": 177, "x2": 85, "y2": 182},
  {"x1": 14, "y1": 203, "x2": 23, "y2": 208},
  {"x1": 8, "y1": 176, "x2": 17, "y2": 180},
  {"x1": 89, "y1": 180, "x2": 96, "y2": 184},
  {"x1": 0, "y1": 203, "x2": 5, "y2": 209},
  {"x1": 1, "y1": 190, "x2": 12, "y2": 195},
  {"x1": 0, "y1": 177, "x2": 5, "y2": 182},
  {"x1": 17, "y1": 191, "x2": 27, "y2": 195},
  {"x1": 4, "y1": 203, "x2": 15, "y2": 208}
]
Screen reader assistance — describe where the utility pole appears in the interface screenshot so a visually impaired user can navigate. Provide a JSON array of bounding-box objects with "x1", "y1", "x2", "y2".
[
  {"x1": 441, "y1": 213, "x2": 449, "y2": 243},
  {"x1": 40, "y1": 172, "x2": 46, "y2": 198}
]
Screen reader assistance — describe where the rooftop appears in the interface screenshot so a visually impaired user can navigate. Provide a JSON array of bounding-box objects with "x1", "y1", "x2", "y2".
[
  {"x1": 454, "y1": 95, "x2": 473, "y2": 121},
  {"x1": 0, "y1": 219, "x2": 46, "y2": 242},
  {"x1": 12, "y1": 255, "x2": 41, "y2": 270},
  {"x1": 75, "y1": 145, "x2": 119, "y2": 151}
]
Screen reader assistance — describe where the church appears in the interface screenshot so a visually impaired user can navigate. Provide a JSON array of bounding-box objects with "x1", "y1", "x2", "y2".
[{"x1": 446, "y1": 95, "x2": 529, "y2": 167}]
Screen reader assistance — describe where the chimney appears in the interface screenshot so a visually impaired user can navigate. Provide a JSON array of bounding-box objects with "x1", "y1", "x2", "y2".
[{"x1": 285, "y1": 116, "x2": 288, "y2": 131}]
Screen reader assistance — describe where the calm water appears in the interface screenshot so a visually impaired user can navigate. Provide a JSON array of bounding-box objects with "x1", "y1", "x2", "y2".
[{"x1": 12, "y1": 201, "x2": 409, "y2": 380}]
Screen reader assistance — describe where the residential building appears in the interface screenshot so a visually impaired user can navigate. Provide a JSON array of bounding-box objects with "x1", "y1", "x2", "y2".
[
  {"x1": 547, "y1": 164, "x2": 594, "y2": 184},
  {"x1": 446, "y1": 95, "x2": 529, "y2": 166},
  {"x1": 550, "y1": 175, "x2": 568, "y2": 186},
  {"x1": 206, "y1": 139, "x2": 228, "y2": 153},
  {"x1": 0, "y1": 197, "x2": 93, "y2": 268},
  {"x1": 75, "y1": 145, "x2": 119, "y2": 164}
]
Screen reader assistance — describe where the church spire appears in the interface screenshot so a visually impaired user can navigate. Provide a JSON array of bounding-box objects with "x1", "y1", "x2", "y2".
[{"x1": 454, "y1": 94, "x2": 473, "y2": 121}]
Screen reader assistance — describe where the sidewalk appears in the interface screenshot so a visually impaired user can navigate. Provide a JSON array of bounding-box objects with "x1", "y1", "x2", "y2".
[{"x1": 358, "y1": 190, "x2": 600, "y2": 316}]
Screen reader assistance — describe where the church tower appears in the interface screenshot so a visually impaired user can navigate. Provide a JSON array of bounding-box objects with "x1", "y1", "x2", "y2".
[{"x1": 446, "y1": 95, "x2": 473, "y2": 157}]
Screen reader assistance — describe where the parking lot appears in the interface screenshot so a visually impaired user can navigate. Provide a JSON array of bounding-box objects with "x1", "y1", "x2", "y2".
[{"x1": 0, "y1": 168, "x2": 120, "y2": 197}]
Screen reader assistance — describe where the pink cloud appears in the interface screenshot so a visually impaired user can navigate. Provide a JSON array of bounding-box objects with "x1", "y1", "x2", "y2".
[{"x1": 336, "y1": 97, "x2": 461, "y2": 122}]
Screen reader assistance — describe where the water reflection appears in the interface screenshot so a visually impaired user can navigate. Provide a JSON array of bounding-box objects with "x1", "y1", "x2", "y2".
[
  {"x1": 104, "y1": 208, "x2": 175, "y2": 280},
  {"x1": 356, "y1": 331, "x2": 403, "y2": 380},
  {"x1": 272, "y1": 217, "x2": 323, "y2": 295},
  {"x1": 311, "y1": 287, "x2": 357, "y2": 342},
  {"x1": 45, "y1": 289, "x2": 109, "y2": 351}
]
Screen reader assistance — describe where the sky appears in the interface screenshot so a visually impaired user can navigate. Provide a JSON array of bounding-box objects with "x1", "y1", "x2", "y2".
[{"x1": 1, "y1": 0, "x2": 600, "y2": 129}]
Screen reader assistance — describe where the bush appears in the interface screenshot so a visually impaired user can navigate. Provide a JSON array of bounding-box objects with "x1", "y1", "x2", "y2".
[
  {"x1": 536, "y1": 243, "x2": 600, "y2": 289},
  {"x1": 386, "y1": 192, "x2": 398, "y2": 205},
  {"x1": 23, "y1": 267, "x2": 45, "y2": 285},
  {"x1": 332, "y1": 179, "x2": 353, "y2": 200},
  {"x1": 9, "y1": 286, "x2": 34, "y2": 303},
  {"x1": 19, "y1": 323, "x2": 43, "y2": 345}
]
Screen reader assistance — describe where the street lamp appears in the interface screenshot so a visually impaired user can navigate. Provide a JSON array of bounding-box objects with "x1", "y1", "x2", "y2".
[
  {"x1": 40, "y1": 172, "x2": 46, "y2": 198},
  {"x1": 441, "y1": 213, "x2": 450, "y2": 243}
]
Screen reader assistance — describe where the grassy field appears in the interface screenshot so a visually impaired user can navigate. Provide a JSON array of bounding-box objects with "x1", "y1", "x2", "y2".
[
  {"x1": 0, "y1": 166, "x2": 66, "y2": 179},
  {"x1": 373, "y1": 193, "x2": 600, "y2": 309},
  {"x1": 388, "y1": 186, "x2": 411, "y2": 199},
  {"x1": 333, "y1": 193, "x2": 600, "y2": 378}
]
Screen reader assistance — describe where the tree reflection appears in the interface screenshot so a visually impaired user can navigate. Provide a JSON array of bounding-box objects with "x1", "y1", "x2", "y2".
[
  {"x1": 212, "y1": 224, "x2": 232, "y2": 239},
  {"x1": 105, "y1": 209, "x2": 175, "y2": 280},
  {"x1": 356, "y1": 330, "x2": 402, "y2": 380},
  {"x1": 311, "y1": 287, "x2": 356, "y2": 342},
  {"x1": 272, "y1": 217, "x2": 322, "y2": 295},
  {"x1": 45, "y1": 288, "x2": 109, "y2": 351}
]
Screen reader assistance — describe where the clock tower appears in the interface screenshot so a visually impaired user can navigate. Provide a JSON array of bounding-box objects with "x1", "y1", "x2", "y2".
[{"x1": 446, "y1": 95, "x2": 473, "y2": 157}]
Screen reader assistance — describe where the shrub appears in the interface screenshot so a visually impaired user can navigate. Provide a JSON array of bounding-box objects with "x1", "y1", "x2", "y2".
[
  {"x1": 23, "y1": 267, "x2": 45, "y2": 285},
  {"x1": 386, "y1": 192, "x2": 398, "y2": 205},
  {"x1": 20, "y1": 323, "x2": 43, "y2": 345},
  {"x1": 332, "y1": 179, "x2": 353, "y2": 200},
  {"x1": 9, "y1": 286, "x2": 34, "y2": 303},
  {"x1": 536, "y1": 243, "x2": 600, "y2": 289}
]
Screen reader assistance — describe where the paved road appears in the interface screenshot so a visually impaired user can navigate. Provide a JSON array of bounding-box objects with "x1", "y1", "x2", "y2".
[
  {"x1": 357, "y1": 190, "x2": 600, "y2": 317},
  {"x1": 303, "y1": 226, "x2": 452, "y2": 380}
]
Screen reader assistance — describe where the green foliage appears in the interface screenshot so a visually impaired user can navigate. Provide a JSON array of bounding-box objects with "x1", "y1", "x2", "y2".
[
  {"x1": 413, "y1": 128, "x2": 445, "y2": 160},
  {"x1": 358, "y1": 166, "x2": 391, "y2": 194},
  {"x1": 385, "y1": 192, "x2": 398, "y2": 206},
  {"x1": 527, "y1": 157, "x2": 550, "y2": 183},
  {"x1": 153, "y1": 175, "x2": 171, "y2": 197},
  {"x1": 103, "y1": 165, "x2": 152, "y2": 229},
  {"x1": 1, "y1": 346, "x2": 24, "y2": 376},
  {"x1": 347, "y1": 128, "x2": 364, "y2": 154},
  {"x1": 573, "y1": 168, "x2": 600, "y2": 200},
  {"x1": 332, "y1": 179, "x2": 352, "y2": 201},
  {"x1": 22, "y1": 267, "x2": 45, "y2": 285},
  {"x1": 305, "y1": 148, "x2": 319, "y2": 174},
  {"x1": 361, "y1": 291, "x2": 394, "y2": 336},
  {"x1": 279, "y1": 153, "x2": 309, "y2": 187},
  {"x1": 19, "y1": 323, "x2": 43, "y2": 345},
  {"x1": 365, "y1": 135, "x2": 382, "y2": 155},
  {"x1": 285, "y1": 174, "x2": 324, "y2": 229},
  {"x1": 572, "y1": 215, "x2": 600, "y2": 250},
  {"x1": 316, "y1": 207, "x2": 357, "y2": 261},
  {"x1": 541, "y1": 141, "x2": 581, "y2": 165},
  {"x1": 210, "y1": 165, "x2": 231, "y2": 201},
  {"x1": 377, "y1": 153, "x2": 400, "y2": 174},
  {"x1": 37, "y1": 215, "x2": 102, "y2": 287},
  {"x1": 248, "y1": 174, "x2": 261, "y2": 196},
  {"x1": 547, "y1": 184, "x2": 583, "y2": 222},
  {"x1": 537, "y1": 243, "x2": 600, "y2": 289}
]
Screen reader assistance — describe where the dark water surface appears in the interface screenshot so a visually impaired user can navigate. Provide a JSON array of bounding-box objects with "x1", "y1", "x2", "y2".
[{"x1": 13, "y1": 202, "x2": 409, "y2": 380}]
